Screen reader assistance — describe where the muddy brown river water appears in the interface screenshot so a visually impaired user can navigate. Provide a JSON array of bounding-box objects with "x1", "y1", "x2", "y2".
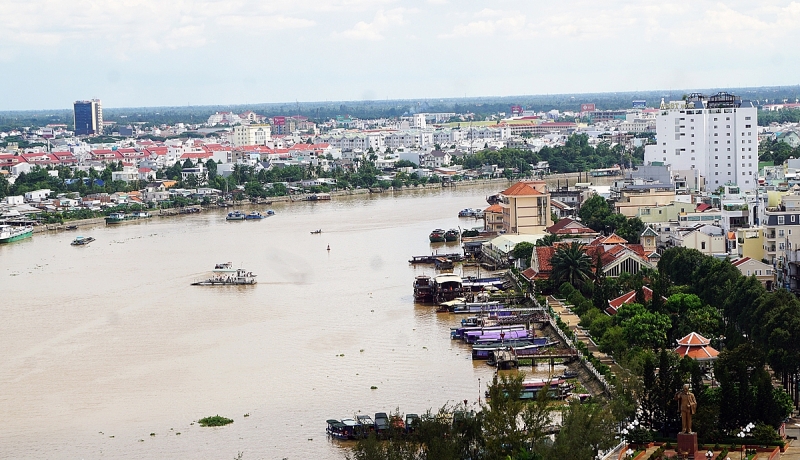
[{"x1": 0, "y1": 183, "x2": 567, "y2": 459}]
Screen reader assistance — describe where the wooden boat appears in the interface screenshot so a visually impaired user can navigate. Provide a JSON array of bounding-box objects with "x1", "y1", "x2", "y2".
[
  {"x1": 374, "y1": 412, "x2": 390, "y2": 435},
  {"x1": 192, "y1": 268, "x2": 257, "y2": 286},
  {"x1": 65, "y1": 225, "x2": 78, "y2": 231},
  {"x1": 413, "y1": 275, "x2": 434, "y2": 302},
  {"x1": 429, "y1": 228, "x2": 445, "y2": 243},
  {"x1": 432, "y1": 273, "x2": 462, "y2": 302},
  {"x1": 310, "y1": 229, "x2": 322, "y2": 234},
  {"x1": 405, "y1": 414, "x2": 420, "y2": 433},
  {"x1": 356, "y1": 415, "x2": 375, "y2": 436},
  {"x1": 70, "y1": 236, "x2": 95, "y2": 246}
]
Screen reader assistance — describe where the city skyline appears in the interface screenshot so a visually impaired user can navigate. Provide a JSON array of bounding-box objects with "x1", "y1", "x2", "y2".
[{"x1": 1, "y1": 0, "x2": 799, "y2": 111}]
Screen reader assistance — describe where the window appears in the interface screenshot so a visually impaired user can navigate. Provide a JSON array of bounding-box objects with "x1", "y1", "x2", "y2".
[
  {"x1": 780, "y1": 243, "x2": 785, "y2": 250},
  {"x1": 745, "y1": 116, "x2": 751, "y2": 120},
  {"x1": 779, "y1": 229, "x2": 785, "y2": 237},
  {"x1": 746, "y1": 124, "x2": 751, "y2": 128},
  {"x1": 793, "y1": 215, "x2": 796, "y2": 223},
  {"x1": 779, "y1": 216, "x2": 785, "y2": 224},
  {"x1": 701, "y1": 242, "x2": 706, "y2": 250}
]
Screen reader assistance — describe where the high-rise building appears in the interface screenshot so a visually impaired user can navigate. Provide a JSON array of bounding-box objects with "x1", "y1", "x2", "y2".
[
  {"x1": 644, "y1": 92, "x2": 758, "y2": 191},
  {"x1": 231, "y1": 124, "x2": 271, "y2": 147},
  {"x1": 73, "y1": 99, "x2": 102, "y2": 136}
]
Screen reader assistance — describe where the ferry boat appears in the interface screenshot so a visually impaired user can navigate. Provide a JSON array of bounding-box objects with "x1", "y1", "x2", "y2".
[
  {"x1": 429, "y1": 228, "x2": 445, "y2": 243},
  {"x1": 226, "y1": 210, "x2": 246, "y2": 221},
  {"x1": 245, "y1": 211, "x2": 265, "y2": 220},
  {"x1": 105, "y1": 212, "x2": 151, "y2": 224},
  {"x1": 458, "y1": 208, "x2": 475, "y2": 217},
  {"x1": 191, "y1": 268, "x2": 257, "y2": 286},
  {"x1": 71, "y1": 236, "x2": 95, "y2": 246},
  {"x1": 444, "y1": 229, "x2": 460, "y2": 242},
  {"x1": 0, "y1": 224, "x2": 33, "y2": 244}
]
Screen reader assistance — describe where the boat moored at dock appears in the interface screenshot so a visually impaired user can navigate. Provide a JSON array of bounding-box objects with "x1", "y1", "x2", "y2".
[
  {"x1": 432, "y1": 273, "x2": 463, "y2": 302},
  {"x1": 444, "y1": 229, "x2": 460, "y2": 242},
  {"x1": 245, "y1": 211, "x2": 266, "y2": 220},
  {"x1": 105, "y1": 212, "x2": 151, "y2": 224},
  {"x1": 0, "y1": 224, "x2": 33, "y2": 244},
  {"x1": 429, "y1": 228, "x2": 445, "y2": 243}
]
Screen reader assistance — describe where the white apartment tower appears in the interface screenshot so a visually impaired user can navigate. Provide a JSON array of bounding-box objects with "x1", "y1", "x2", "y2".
[
  {"x1": 644, "y1": 92, "x2": 758, "y2": 191},
  {"x1": 231, "y1": 124, "x2": 271, "y2": 147}
]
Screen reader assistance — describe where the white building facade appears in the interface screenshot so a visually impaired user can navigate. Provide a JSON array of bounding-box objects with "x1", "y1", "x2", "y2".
[{"x1": 644, "y1": 93, "x2": 758, "y2": 191}]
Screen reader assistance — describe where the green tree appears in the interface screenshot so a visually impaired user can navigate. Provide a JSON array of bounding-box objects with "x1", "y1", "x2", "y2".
[
  {"x1": 547, "y1": 402, "x2": 617, "y2": 460},
  {"x1": 550, "y1": 242, "x2": 592, "y2": 288},
  {"x1": 577, "y1": 195, "x2": 612, "y2": 232},
  {"x1": 513, "y1": 242, "x2": 535, "y2": 268},
  {"x1": 206, "y1": 159, "x2": 218, "y2": 180}
]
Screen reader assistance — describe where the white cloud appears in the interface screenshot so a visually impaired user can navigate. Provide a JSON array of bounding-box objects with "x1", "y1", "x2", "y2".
[{"x1": 333, "y1": 8, "x2": 407, "y2": 41}]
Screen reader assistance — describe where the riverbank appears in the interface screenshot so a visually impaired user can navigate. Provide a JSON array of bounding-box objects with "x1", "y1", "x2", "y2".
[{"x1": 31, "y1": 173, "x2": 610, "y2": 234}]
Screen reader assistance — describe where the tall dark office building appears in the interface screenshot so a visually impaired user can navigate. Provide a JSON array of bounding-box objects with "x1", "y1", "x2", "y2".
[{"x1": 73, "y1": 99, "x2": 102, "y2": 136}]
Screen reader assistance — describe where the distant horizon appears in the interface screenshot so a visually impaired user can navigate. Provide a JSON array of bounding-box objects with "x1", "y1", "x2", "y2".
[
  {"x1": 3, "y1": 84, "x2": 800, "y2": 115},
  {"x1": 4, "y1": 2, "x2": 800, "y2": 112}
]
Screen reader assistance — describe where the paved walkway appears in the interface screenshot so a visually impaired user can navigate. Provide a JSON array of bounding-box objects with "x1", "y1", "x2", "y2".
[
  {"x1": 782, "y1": 438, "x2": 800, "y2": 459},
  {"x1": 547, "y1": 296, "x2": 615, "y2": 366}
]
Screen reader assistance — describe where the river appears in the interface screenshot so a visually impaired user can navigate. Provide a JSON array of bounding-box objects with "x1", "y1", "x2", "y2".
[{"x1": 0, "y1": 183, "x2": 566, "y2": 460}]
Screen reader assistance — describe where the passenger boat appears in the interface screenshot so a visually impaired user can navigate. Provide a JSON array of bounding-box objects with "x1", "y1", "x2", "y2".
[
  {"x1": 458, "y1": 208, "x2": 475, "y2": 217},
  {"x1": 0, "y1": 224, "x2": 33, "y2": 244},
  {"x1": 429, "y1": 228, "x2": 445, "y2": 243},
  {"x1": 226, "y1": 210, "x2": 246, "y2": 221},
  {"x1": 245, "y1": 211, "x2": 265, "y2": 220},
  {"x1": 70, "y1": 236, "x2": 95, "y2": 246},
  {"x1": 432, "y1": 273, "x2": 463, "y2": 302},
  {"x1": 306, "y1": 193, "x2": 331, "y2": 201},
  {"x1": 192, "y1": 268, "x2": 257, "y2": 286},
  {"x1": 213, "y1": 262, "x2": 237, "y2": 273},
  {"x1": 444, "y1": 229, "x2": 460, "y2": 242},
  {"x1": 413, "y1": 276, "x2": 435, "y2": 302}
]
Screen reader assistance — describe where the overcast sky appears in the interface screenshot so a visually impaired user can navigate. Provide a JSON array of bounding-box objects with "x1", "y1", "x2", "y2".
[{"x1": 1, "y1": 0, "x2": 798, "y2": 110}]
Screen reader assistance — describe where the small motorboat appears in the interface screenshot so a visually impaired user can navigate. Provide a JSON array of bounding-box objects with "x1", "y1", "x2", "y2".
[
  {"x1": 71, "y1": 236, "x2": 95, "y2": 246},
  {"x1": 65, "y1": 225, "x2": 78, "y2": 231},
  {"x1": 245, "y1": 211, "x2": 265, "y2": 220},
  {"x1": 311, "y1": 229, "x2": 322, "y2": 234},
  {"x1": 266, "y1": 209, "x2": 275, "y2": 216}
]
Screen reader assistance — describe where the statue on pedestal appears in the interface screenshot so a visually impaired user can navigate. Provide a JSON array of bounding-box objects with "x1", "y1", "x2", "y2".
[{"x1": 674, "y1": 384, "x2": 697, "y2": 434}]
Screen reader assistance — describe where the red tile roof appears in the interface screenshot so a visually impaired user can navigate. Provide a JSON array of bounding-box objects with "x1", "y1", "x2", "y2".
[
  {"x1": 501, "y1": 182, "x2": 543, "y2": 196},
  {"x1": 674, "y1": 332, "x2": 719, "y2": 360},
  {"x1": 606, "y1": 287, "x2": 655, "y2": 315},
  {"x1": 485, "y1": 204, "x2": 502, "y2": 213},
  {"x1": 696, "y1": 203, "x2": 712, "y2": 212},
  {"x1": 546, "y1": 217, "x2": 597, "y2": 235}
]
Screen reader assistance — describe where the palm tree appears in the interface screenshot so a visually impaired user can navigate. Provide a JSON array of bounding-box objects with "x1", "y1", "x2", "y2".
[{"x1": 550, "y1": 242, "x2": 592, "y2": 288}]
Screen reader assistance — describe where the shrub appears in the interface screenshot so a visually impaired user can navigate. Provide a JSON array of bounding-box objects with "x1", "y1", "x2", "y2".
[{"x1": 198, "y1": 415, "x2": 234, "y2": 427}]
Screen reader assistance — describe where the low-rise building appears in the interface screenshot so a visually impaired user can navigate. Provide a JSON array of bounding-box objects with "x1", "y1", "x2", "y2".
[
  {"x1": 731, "y1": 257, "x2": 774, "y2": 290},
  {"x1": 499, "y1": 181, "x2": 552, "y2": 235}
]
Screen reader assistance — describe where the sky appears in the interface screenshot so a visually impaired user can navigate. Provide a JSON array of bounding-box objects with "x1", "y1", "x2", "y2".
[{"x1": 1, "y1": 0, "x2": 799, "y2": 110}]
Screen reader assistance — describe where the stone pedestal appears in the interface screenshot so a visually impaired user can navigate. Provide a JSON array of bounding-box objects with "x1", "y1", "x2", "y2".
[{"x1": 676, "y1": 432, "x2": 698, "y2": 457}]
